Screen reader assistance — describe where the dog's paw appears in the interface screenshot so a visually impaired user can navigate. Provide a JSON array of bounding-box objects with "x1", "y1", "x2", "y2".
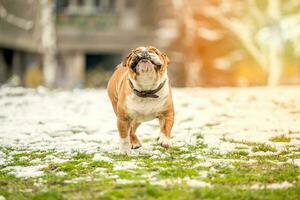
[
  {"x1": 157, "y1": 133, "x2": 172, "y2": 148},
  {"x1": 130, "y1": 136, "x2": 142, "y2": 149},
  {"x1": 120, "y1": 144, "x2": 132, "y2": 155},
  {"x1": 120, "y1": 138, "x2": 132, "y2": 155},
  {"x1": 131, "y1": 142, "x2": 142, "y2": 149}
]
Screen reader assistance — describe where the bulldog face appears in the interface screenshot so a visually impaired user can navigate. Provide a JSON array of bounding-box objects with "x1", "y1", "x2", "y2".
[{"x1": 123, "y1": 46, "x2": 170, "y2": 80}]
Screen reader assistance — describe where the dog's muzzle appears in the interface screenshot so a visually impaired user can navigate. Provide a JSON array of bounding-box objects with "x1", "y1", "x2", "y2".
[{"x1": 130, "y1": 51, "x2": 162, "y2": 72}]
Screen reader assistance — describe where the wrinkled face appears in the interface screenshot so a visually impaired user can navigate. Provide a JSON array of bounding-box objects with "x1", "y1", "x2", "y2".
[{"x1": 123, "y1": 46, "x2": 170, "y2": 80}]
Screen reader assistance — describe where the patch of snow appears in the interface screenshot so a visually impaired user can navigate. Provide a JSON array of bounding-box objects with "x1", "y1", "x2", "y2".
[
  {"x1": 5, "y1": 165, "x2": 47, "y2": 178},
  {"x1": 250, "y1": 181, "x2": 293, "y2": 189},
  {"x1": 22, "y1": 189, "x2": 33, "y2": 193},
  {"x1": 93, "y1": 153, "x2": 113, "y2": 163},
  {"x1": 44, "y1": 155, "x2": 67, "y2": 164},
  {"x1": 185, "y1": 178, "x2": 212, "y2": 188},
  {"x1": 116, "y1": 179, "x2": 144, "y2": 185},
  {"x1": 0, "y1": 87, "x2": 300, "y2": 185},
  {"x1": 0, "y1": 151, "x2": 6, "y2": 166},
  {"x1": 153, "y1": 177, "x2": 211, "y2": 188},
  {"x1": 107, "y1": 174, "x2": 119, "y2": 179},
  {"x1": 56, "y1": 171, "x2": 67, "y2": 176},
  {"x1": 64, "y1": 177, "x2": 93, "y2": 184},
  {"x1": 94, "y1": 168, "x2": 107, "y2": 173},
  {"x1": 288, "y1": 158, "x2": 300, "y2": 168},
  {"x1": 198, "y1": 170, "x2": 209, "y2": 178},
  {"x1": 249, "y1": 151, "x2": 278, "y2": 156},
  {"x1": 140, "y1": 171, "x2": 158, "y2": 179},
  {"x1": 193, "y1": 161, "x2": 212, "y2": 168},
  {"x1": 113, "y1": 161, "x2": 138, "y2": 170}
]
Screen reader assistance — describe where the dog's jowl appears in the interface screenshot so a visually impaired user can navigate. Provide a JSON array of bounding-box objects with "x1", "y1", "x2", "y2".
[{"x1": 107, "y1": 46, "x2": 174, "y2": 155}]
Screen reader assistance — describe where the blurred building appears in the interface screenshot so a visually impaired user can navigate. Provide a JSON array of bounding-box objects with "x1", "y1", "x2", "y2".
[
  {"x1": 1, "y1": 0, "x2": 299, "y2": 88},
  {"x1": 0, "y1": 0, "x2": 177, "y2": 88}
]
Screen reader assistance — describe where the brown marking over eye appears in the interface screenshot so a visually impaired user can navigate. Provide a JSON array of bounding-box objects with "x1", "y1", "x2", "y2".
[
  {"x1": 133, "y1": 47, "x2": 145, "y2": 54},
  {"x1": 147, "y1": 46, "x2": 161, "y2": 55}
]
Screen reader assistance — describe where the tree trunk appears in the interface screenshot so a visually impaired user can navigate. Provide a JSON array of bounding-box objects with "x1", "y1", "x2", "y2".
[
  {"x1": 40, "y1": 0, "x2": 58, "y2": 88},
  {"x1": 266, "y1": 0, "x2": 282, "y2": 86},
  {"x1": 267, "y1": 46, "x2": 282, "y2": 86},
  {"x1": 171, "y1": 0, "x2": 202, "y2": 86}
]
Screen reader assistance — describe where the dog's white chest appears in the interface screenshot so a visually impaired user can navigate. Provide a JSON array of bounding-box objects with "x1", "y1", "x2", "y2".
[{"x1": 126, "y1": 95, "x2": 167, "y2": 122}]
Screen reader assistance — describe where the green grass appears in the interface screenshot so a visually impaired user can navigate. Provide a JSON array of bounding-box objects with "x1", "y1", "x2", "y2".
[
  {"x1": 207, "y1": 162, "x2": 299, "y2": 185},
  {"x1": 252, "y1": 144, "x2": 277, "y2": 153},
  {"x1": 225, "y1": 150, "x2": 249, "y2": 159},
  {"x1": 98, "y1": 183, "x2": 300, "y2": 200},
  {"x1": 270, "y1": 135, "x2": 292, "y2": 143},
  {"x1": 1, "y1": 182, "x2": 300, "y2": 200},
  {"x1": 1, "y1": 135, "x2": 300, "y2": 200}
]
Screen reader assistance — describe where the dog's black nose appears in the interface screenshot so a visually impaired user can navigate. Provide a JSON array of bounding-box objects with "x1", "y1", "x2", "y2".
[
  {"x1": 140, "y1": 50, "x2": 147, "y2": 57},
  {"x1": 140, "y1": 51, "x2": 151, "y2": 59}
]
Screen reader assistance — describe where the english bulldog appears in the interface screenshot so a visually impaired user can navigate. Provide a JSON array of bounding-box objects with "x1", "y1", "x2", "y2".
[{"x1": 107, "y1": 46, "x2": 174, "y2": 155}]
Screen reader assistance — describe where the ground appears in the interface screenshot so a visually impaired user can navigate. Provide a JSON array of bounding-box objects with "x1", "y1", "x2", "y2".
[{"x1": 0, "y1": 86, "x2": 300, "y2": 200}]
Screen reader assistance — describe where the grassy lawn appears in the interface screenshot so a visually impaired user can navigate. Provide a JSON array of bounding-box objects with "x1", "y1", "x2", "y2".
[
  {"x1": 0, "y1": 139, "x2": 299, "y2": 200},
  {"x1": 0, "y1": 87, "x2": 300, "y2": 199}
]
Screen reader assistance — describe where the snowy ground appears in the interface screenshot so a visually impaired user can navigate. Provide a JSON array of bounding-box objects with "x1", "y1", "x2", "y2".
[{"x1": 0, "y1": 86, "x2": 300, "y2": 199}]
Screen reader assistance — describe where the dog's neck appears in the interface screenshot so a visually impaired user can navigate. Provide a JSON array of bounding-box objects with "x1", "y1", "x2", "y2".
[{"x1": 130, "y1": 71, "x2": 168, "y2": 91}]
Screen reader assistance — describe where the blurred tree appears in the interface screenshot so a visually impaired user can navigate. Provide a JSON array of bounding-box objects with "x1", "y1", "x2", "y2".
[
  {"x1": 172, "y1": 0, "x2": 300, "y2": 86},
  {"x1": 40, "y1": 0, "x2": 58, "y2": 88},
  {"x1": 170, "y1": 0, "x2": 202, "y2": 86}
]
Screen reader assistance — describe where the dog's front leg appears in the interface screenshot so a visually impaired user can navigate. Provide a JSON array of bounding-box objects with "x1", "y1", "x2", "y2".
[
  {"x1": 158, "y1": 112, "x2": 174, "y2": 148},
  {"x1": 117, "y1": 118, "x2": 132, "y2": 155}
]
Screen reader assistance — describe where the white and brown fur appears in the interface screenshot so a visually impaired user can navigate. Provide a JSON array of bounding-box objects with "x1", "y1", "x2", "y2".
[{"x1": 107, "y1": 46, "x2": 174, "y2": 155}]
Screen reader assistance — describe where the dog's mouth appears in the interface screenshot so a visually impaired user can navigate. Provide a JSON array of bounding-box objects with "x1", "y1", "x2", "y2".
[{"x1": 130, "y1": 52, "x2": 162, "y2": 72}]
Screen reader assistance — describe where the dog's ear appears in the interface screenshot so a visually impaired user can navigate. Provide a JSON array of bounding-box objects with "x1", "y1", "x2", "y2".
[
  {"x1": 148, "y1": 46, "x2": 170, "y2": 66},
  {"x1": 122, "y1": 51, "x2": 134, "y2": 67},
  {"x1": 162, "y1": 53, "x2": 170, "y2": 66}
]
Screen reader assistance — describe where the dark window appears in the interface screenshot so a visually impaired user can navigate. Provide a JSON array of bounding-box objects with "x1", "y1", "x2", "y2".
[
  {"x1": 110, "y1": 0, "x2": 116, "y2": 9},
  {"x1": 62, "y1": 0, "x2": 69, "y2": 8},
  {"x1": 126, "y1": 0, "x2": 136, "y2": 8},
  {"x1": 77, "y1": 0, "x2": 84, "y2": 6},
  {"x1": 85, "y1": 53, "x2": 121, "y2": 87},
  {"x1": 95, "y1": 0, "x2": 116, "y2": 11},
  {"x1": 56, "y1": 0, "x2": 69, "y2": 14},
  {"x1": 95, "y1": 0, "x2": 100, "y2": 7}
]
